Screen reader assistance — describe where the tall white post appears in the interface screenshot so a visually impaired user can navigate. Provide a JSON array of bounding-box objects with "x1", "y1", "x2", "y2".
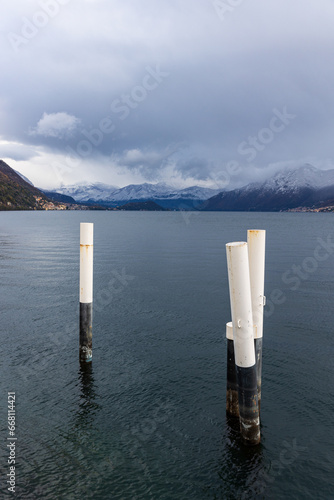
[
  {"x1": 226, "y1": 241, "x2": 260, "y2": 445},
  {"x1": 247, "y1": 230, "x2": 266, "y2": 410},
  {"x1": 80, "y1": 223, "x2": 94, "y2": 363}
]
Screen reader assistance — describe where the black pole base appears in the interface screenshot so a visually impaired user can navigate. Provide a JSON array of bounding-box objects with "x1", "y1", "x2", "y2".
[
  {"x1": 80, "y1": 302, "x2": 92, "y2": 363},
  {"x1": 226, "y1": 339, "x2": 239, "y2": 417},
  {"x1": 236, "y1": 364, "x2": 260, "y2": 445}
]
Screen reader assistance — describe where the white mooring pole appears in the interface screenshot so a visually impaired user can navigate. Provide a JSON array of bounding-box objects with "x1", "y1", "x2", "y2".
[
  {"x1": 226, "y1": 241, "x2": 260, "y2": 445},
  {"x1": 247, "y1": 230, "x2": 266, "y2": 411},
  {"x1": 79, "y1": 223, "x2": 94, "y2": 363}
]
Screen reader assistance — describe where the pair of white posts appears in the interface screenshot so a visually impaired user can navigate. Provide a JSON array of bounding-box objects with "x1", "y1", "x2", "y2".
[{"x1": 226, "y1": 230, "x2": 266, "y2": 445}]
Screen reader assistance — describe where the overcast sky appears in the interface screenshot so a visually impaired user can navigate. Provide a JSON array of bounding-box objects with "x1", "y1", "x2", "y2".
[{"x1": 1, "y1": 0, "x2": 334, "y2": 190}]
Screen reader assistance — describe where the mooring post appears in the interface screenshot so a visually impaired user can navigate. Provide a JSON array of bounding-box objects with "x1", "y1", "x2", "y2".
[
  {"x1": 247, "y1": 230, "x2": 266, "y2": 411},
  {"x1": 226, "y1": 241, "x2": 260, "y2": 445},
  {"x1": 226, "y1": 321, "x2": 239, "y2": 417},
  {"x1": 80, "y1": 223, "x2": 94, "y2": 363}
]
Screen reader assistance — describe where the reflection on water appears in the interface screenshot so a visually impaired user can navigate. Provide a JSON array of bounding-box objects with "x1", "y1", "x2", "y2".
[{"x1": 76, "y1": 363, "x2": 101, "y2": 422}]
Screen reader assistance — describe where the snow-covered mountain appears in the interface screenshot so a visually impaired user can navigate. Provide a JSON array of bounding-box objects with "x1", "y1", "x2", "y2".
[
  {"x1": 203, "y1": 164, "x2": 334, "y2": 211},
  {"x1": 103, "y1": 182, "x2": 175, "y2": 202},
  {"x1": 260, "y1": 164, "x2": 334, "y2": 192},
  {"x1": 55, "y1": 182, "x2": 119, "y2": 202},
  {"x1": 56, "y1": 182, "x2": 221, "y2": 204}
]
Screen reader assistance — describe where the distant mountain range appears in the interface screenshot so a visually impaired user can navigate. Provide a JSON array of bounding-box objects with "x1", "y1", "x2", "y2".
[
  {"x1": 51, "y1": 182, "x2": 221, "y2": 209},
  {"x1": 202, "y1": 164, "x2": 334, "y2": 211},
  {"x1": 3, "y1": 159, "x2": 334, "y2": 212},
  {"x1": 47, "y1": 164, "x2": 334, "y2": 211}
]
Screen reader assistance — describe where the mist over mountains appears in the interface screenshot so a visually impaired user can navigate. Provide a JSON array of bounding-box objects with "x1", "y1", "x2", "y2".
[
  {"x1": 3, "y1": 159, "x2": 334, "y2": 211},
  {"x1": 47, "y1": 164, "x2": 334, "y2": 211},
  {"x1": 51, "y1": 183, "x2": 222, "y2": 209},
  {"x1": 201, "y1": 164, "x2": 334, "y2": 211}
]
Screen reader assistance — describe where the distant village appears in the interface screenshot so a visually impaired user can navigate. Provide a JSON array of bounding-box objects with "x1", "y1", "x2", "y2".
[
  {"x1": 287, "y1": 205, "x2": 334, "y2": 213},
  {"x1": 34, "y1": 196, "x2": 110, "y2": 211}
]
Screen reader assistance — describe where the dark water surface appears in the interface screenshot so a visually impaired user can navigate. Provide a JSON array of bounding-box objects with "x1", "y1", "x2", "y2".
[{"x1": 0, "y1": 211, "x2": 333, "y2": 499}]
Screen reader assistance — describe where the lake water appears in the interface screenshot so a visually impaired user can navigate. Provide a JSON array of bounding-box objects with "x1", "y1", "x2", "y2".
[{"x1": 0, "y1": 210, "x2": 333, "y2": 499}]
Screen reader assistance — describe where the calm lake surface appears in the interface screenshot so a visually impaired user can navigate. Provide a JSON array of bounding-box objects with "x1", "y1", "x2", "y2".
[{"x1": 0, "y1": 210, "x2": 333, "y2": 499}]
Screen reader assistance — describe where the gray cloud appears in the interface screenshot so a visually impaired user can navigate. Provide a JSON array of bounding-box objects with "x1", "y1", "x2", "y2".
[
  {"x1": 1, "y1": 0, "x2": 334, "y2": 189},
  {"x1": 174, "y1": 157, "x2": 214, "y2": 182}
]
